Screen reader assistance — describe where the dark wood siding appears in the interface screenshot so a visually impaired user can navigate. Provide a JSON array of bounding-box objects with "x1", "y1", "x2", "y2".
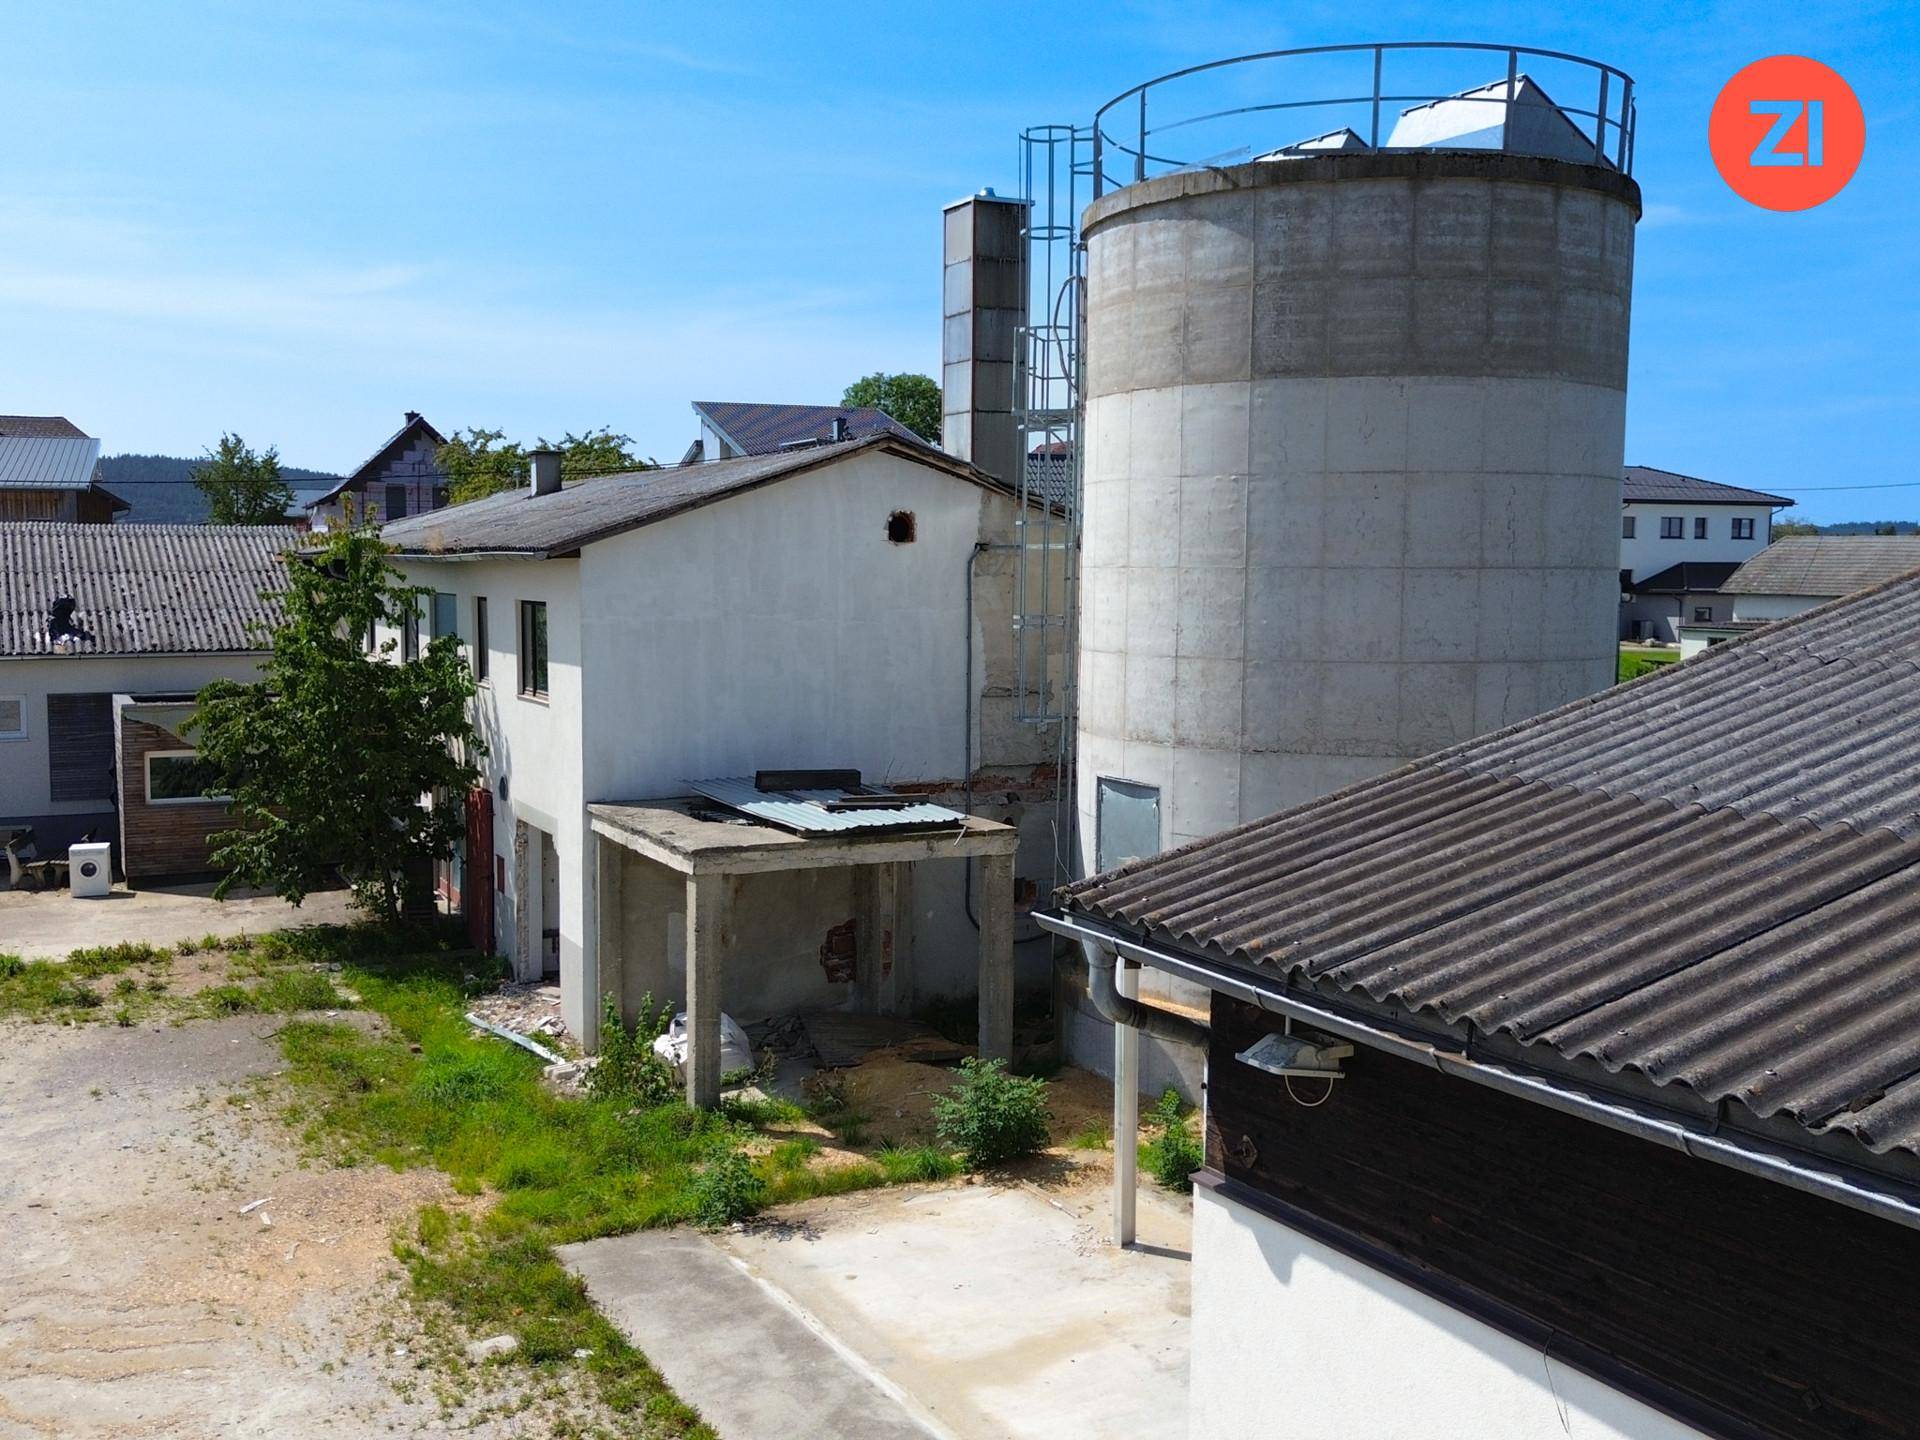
[
  {"x1": 46, "y1": 692, "x2": 114, "y2": 801},
  {"x1": 115, "y1": 713, "x2": 234, "y2": 880},
  {"x1": 1208, "y1": 995, "x2": 1920, "y2": 1440}
]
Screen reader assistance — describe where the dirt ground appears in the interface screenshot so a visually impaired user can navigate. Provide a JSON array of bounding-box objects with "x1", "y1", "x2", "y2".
[
  {"x1": 0, "y1": 882, "x2": 360, "y2": 961},
  {"x1": 0, "y1": 1014, "x2": 574, "y2": 1439}
]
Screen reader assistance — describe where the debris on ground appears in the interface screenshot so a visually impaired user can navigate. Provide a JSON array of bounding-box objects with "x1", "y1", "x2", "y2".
[
  {"x1": 465, "y1": 1334, "x2": 520, "y2": 1363},
  {"x1": 466, "y1": 979, "x2": 570, "y2": 1050},
  {"x1": 799, "y1": 1010, "x2": 970, "y2": 1069},
  {"x1": 466, "y1": 1011, "x2": 563, "y2": 1064},
  {"x1": 540, "y1": 1057, "x2": 597, "y2": 1095},
  {"x1": 239, "y1": 1195, "x2": 273, "y2": 1214}
]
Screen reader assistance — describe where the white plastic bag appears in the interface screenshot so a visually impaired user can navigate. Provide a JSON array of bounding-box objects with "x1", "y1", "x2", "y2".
[{"x1": 652, "y1": 1011, "x2": 755, "y2": 1082}]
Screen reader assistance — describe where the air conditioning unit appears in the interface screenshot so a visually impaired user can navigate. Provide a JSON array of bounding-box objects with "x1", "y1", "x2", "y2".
[{"x1": 69, "y1": 842, "x2": 112, "y2": 899}]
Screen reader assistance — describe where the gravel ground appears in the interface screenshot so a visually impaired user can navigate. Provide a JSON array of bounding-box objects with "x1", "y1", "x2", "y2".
[{"x1": 0, "y1": 1013, "x2": 578, "y2": 1438}]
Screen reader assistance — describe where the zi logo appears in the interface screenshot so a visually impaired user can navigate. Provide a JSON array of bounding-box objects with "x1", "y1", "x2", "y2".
[{"x1": 1710, "y1": 57, "x2": 1863, "y2": 210}]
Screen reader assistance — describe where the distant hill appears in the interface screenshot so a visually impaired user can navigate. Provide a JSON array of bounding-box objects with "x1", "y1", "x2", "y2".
[
  {"x1": 99, "y1": 453, "x2": 339, "y2": 525},
  {"x1": 1812, "y1": 520, "x2": 1919, "y2": 535}
]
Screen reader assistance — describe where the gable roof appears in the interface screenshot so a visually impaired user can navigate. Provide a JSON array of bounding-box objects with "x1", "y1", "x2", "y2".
[
  {"x1": 383, "y1": 434, "x2": 1002, "y2": 560},
  {"x1": 0, "y1": 523, "x2": 295, "y2": 658},
  {"x1": 310, "y1": 412, "x2": 446, "y2": 506},
  {"x1": 0, "y1": 435, "x2": 103, "y2": 492},
  {"x1": 1722, "y1": 535, "x2": 1920, "y2": 599},
  {"x1": 1623, "y1": 466, "x2": 1792, "y2": 507},
  {"x1": 1063, "y1": 564, "x2": 1920, "y2": 1180},
  {"x1": 1627, "y1": 560, "x2": 1740, "y2": 595},
  {"x1": 693, "y1": 400, "x2": 921, "y2": 457},
  {"x1": 0, "y1": 415, "x2": 87, "y2": 439}
]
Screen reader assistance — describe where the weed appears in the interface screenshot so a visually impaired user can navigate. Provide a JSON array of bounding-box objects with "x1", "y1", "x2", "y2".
[
  {"x1": 1067, "y1": 1122, "x2": 1111, "y2": 1151},
  {"x1": 768, "y1": 1137, "x2": 820, "y2": 1172},
  {"x1": 66, "y1": 941, "x2": 169, "y2": 976},
  {"x1": 689, "y1": 1147, "x2": 765, "y2": 1229},
  {"x1": 114, "y1": 976, "x2": 139, "y2": 996},
  {"x1": 587, "y1": 993, "x2": 676, "y2": 1108},
  {"x1": 875, "y1": 1144, "x2": 962, "y2": 1183},
  {"x1": 1146, "y1": 1089, "x2": 1203, "y2": 1193},
  {"x1": 0, "y1": 954, "x2": 23, "y2": 978},
  {"x1": 199, "y1": 983, "x2": 258, "y2": 1015},
  {"x1": 931, "y1": 1057, "x2": 1052, "y2": 1168},
  {"x1": 114, "y1": 1005, "x2": 135, "y2": 1028}
]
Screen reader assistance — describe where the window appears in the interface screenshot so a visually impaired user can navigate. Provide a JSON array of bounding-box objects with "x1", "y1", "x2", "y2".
[
  {"x1": 1693, "y1": 517, "x2": 1708, "y2": 540},
  {"x1": 518, "y1": 600, "x2": 548, "y2": 698},
  {"x1": 0, "y1": 696, "x2": 24, "y2": 741},
  {"x1": 1621, "y1": 515, "x2": 1636, "y2": 539},
  {"x1": 431, "y1": 592, "x2": 457, "y2": 640},
  {"x1": 47, "y1": 692, "x2": 113, "y2": 802},
  {"x1": 1660, "y1": 516, "x2": 1684, "y2": 539},
  {"x1": 146, "y1": 750, "x2": 228, "y2": 804},
  {"x1": 1096, "y1": 777, "x2": 1161, "y2": 872},
  {"x1": 386, "y1": 483, "x2": 409, "y2": 520},
  {"x1": 474, "y1": 597, "x2": 490, "y2": 681},
  {"x1": 1732, "y1": 517, "x2": 1756, "y2": 540},
  {"x1": 402, "y1": 602, "x2": 420, "y2": 663},
  {"x1": 1693, "y1": 606, "x2": 1714, "y2": 623}
]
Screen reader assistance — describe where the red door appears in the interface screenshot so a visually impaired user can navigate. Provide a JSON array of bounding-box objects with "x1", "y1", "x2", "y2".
[{"x1": 463, "y1": 788, "x2": 494, "y2": 952}]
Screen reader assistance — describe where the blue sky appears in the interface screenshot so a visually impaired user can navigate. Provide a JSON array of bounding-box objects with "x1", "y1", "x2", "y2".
[{"x1": 3, "y1": 1, "x2": 1914, "y2": 522}]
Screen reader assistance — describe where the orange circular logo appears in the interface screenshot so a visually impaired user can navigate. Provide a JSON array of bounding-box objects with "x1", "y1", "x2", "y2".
[{"x1": 1709, "y1": 56, "x2": 1864, "y2": 211}]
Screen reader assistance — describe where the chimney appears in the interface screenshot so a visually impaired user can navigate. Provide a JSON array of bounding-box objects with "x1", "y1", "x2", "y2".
[
  {"x1": 941, "y1": 187, "x2": 1029, "y2": 487},
  {"x1": 529, "y1": 449, "x2": 563, "y2": 498},
  {"x1": 404, "y1": 410, "x2": 421, "y2": 423},
  {"x1": 830, "y1": 416, "x2": 849, "y2": 443}
]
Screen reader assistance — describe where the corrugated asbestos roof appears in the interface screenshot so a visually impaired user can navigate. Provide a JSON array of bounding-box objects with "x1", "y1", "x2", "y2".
[
  {"x1": 383, "y1": 435, "x2": 1002, "y2": 560},
  {"x1": 1622, "y1": 466, "x2": 1792, "y2": 507},
  {"x1": 0, "y1": 435, "x2": 102, "y2": 490},
  {"x1": 694, "y1": 401, "x2": 920, "y2": 456},
  {"x1": 0, "y1": 523, "x2": 295, "y2": 657},
  {"x1": 688, "y1": 777, "x2": 966, "y2": 835},
  {"x1": 1722, "y1": 535, "x2": 1920, "y2": 599},
  {"x1": 1064, "y1": 566, "x2": 1920, "y2": 1167},
  {"x1": 0, "y1": 415, "x2": 87, "y2": 439}
]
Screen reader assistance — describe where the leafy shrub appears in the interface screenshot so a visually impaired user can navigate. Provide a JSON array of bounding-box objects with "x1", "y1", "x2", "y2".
[
  {"x1": 0, "y1": 954, "x2": 25, "y2": 978},
  {"x1": 589, "y1": 992, "x2": 677, "y2": 1108},
  {"x1": 690, "y1": 1147, "x2": 765, "y2": 1229},
  {"x1": 932, "y1": 1057, "x2": 1052, "y2": 1168},
  {"x1": 1147, "y1": 1089, "x2": 1203, "y2": 1193}
]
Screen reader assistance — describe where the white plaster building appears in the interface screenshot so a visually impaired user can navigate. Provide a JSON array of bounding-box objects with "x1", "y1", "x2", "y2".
[
  {"x1": 1619, "y1": 467, "x2": 1792, "y2": 641},
  {"x1": 381, "y1": 436, "x2": 1060, "y2": 1054},
  {"x1": 1679, "y1": 534, "x2": 1920, "y2": 655}
]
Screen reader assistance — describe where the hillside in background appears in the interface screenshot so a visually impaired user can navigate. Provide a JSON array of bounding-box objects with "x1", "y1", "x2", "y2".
[
  {"x1": 100, "y1": 453, "x2": 339, "y2": 524},
  {"x1": 1814, "y1": 520, "x2": 1920, "y2": 534}
]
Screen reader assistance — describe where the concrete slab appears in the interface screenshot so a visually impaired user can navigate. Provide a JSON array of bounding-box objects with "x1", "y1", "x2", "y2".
[
  {"x1": 562, "y1": 1228, "x2": 941, "y2": 1440},
  {"x1": 714, "y1": 1182, "x2": 1191, "y2": 1440},
  {"x1": 0, "y1": 881, "x2": 359, "y2": 960}
]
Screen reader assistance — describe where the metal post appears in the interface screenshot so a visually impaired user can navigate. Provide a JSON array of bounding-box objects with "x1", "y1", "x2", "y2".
[
  {"x1": 1594, "y1": 69, "x2": 1610, "y2": 164},
  {"x1": 1113, "y1": 957, "x2": 1140, "y2": 1247},
  {"x1": 1616, "y1": 80, "x2": 1633, "y2": 168},
  {"x1": 1369, "y1": 47, "x2": 1383, "y2": 147},
  {"x1": 1136, "y1": 90, "x2": 1147, "y2": 182},
  {"x1": 1501, "y1": 49, "x2": 1518, "y2": 153}
]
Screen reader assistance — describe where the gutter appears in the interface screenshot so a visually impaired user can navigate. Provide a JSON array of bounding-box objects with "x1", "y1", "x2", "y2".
[{"x1": 1039, "y1": 908, "x2": 1920, "y2": 1239}]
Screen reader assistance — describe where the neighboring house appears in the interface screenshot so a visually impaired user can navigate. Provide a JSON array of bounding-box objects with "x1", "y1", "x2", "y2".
[
  {"x1": 0, "y1": 416, "x2": 127, "y2": 524},
  {"x1": 306, "y1": 411, "x2": 447, "y2": 530},
  {"x1": 0, "y1": 523, "x2": 293, "y2": 878},
  {"x1": 680, "y1": 400, "x2": 921, "y2": 464},
  {"x1": 1052, "y1": 572, "x2": 1920, "y2": 1440},
  {"x1": 380, "y1": 434, "x2": 1061, "y2": 1056},
  {"x1": 1618, "y1": 466, "x2": 1792, "y2": 641},
  {"x1": 1680, "y1": 535, "x2": 1920, "y2": 656}
]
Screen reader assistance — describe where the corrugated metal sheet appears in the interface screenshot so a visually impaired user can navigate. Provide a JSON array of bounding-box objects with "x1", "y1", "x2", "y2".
[
  {"x1": 1720, "y1": 535, "x2": 1920, "y2": 599},
  {"x1": 0, "y1": 523, "x2": 295, "y2": 657},
  {"x1": 1622, "y1": 466, "x2": 1792, "y2": 507},
  {"x1": 695, "y1": 401, "x2": 920, "y2": 457},
  {"x1": 0, "y1": 436, "x2": 101, "y2": 490},
  {"x1": 1064, "y1": 569, "x2": 1920, "y2": 1165},
  {"x1": 382, "y1": 435, "x2": 1001, "y2": 559},
  {"x1": 689, "y1": 776, "x2": 966, "y2": 835}
]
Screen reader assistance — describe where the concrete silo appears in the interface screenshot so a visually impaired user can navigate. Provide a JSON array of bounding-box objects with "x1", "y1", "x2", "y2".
[{"x1": 1077, "y1": 145, "x2": 1640, "y2": 868}]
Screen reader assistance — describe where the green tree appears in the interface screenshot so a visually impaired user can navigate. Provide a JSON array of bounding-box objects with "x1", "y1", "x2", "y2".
[
  {"x1": 841, "y1": 372, "x2": 941, "y2": 443},
  {"x1": 438, "y1": 425, "x2": 651, "y2": 504},
  {"x1": 1772, "y1": 507, "x2": 1821, "y2": 538},
  {"x1": 190, "y1": 528, "x2": 482, "y2": 923},
  {"x1": 192, "y1": 434, "x2": 295, "y2": 525}
]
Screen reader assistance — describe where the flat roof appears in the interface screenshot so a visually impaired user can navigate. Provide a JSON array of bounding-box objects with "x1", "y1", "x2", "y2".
[{"x1": 590, "y1": 797, "x2": 1017, "y2": 875}]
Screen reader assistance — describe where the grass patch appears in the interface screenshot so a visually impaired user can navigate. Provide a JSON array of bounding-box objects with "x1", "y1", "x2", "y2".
[
  {"x1": 0, "y1": 945, "x2": 174, "y2": 1022},
  {"x1": 1619, "y1": 649, "x2": 1681, "y2": 683},
  {"x1": 1068, "y1": 1121, "x2": 1111, "y2": 1151}
]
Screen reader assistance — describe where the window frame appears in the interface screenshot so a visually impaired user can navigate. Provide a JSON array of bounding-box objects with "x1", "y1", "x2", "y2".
[
  {"x1": 1621, "y1": 515, "x2": 1636, "y2": 540},
  {"x1": 1693, "y1": 516, "x2": 1708, "y2": 540},
  {"x1": 1660, "y1": 516, "x2": 1685, "y2": 540},
  {"x1": 431, "y1": 591, "x2": 457, "y2": 641},
  {"x1": 1692, "y1": 605, "x2": 1714, "y2": 623},
  {"x1": 474, "y1": 596, "x2": 490, "y2": 683},
  {"x1": 401, "y1": 601, "x2": 420, "y2": 663},
  {"x1": 385, "y1": 482, "x2": 409, "y2": 521},
  {"x1": 144, "y1": 749, "x2": 230, "y2": 806},
  {"x1": 1732, "y1": 517, "x2": 1756, "y2": 540},
  {"x1": 0, "y1": 695, "x2": 25, "y2": 741},
  {"x1": 518, "y1": 600, "x2": 549, "y2": 699}
]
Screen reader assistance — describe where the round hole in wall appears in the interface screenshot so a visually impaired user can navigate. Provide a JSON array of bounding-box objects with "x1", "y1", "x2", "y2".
[
  {"x1": 496, "y1": 774, "x2": 510, "y2": 803},
  {"x1": 886, "y1": 510, "x2": 916, "y2": 544}
]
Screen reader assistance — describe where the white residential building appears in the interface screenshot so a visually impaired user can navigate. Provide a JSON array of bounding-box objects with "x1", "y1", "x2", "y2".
[
  {"x1": 380, "y1": 436, "x2": 1061, "y2": 1054},
  {"x1": 1679, "y1": 534, "x2": 1920, "y2": 655},
  {"x1": 1619, "y1": 467, "x2": 1792, "y2": 641}
]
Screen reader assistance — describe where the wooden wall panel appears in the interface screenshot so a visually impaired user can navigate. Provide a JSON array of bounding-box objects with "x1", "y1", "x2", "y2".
[
  {"x1": 1208, "y1": 996, "x2": 1920, "y2": 1440},
  {"x1": 117, "y1": 715, "x2": 233, "y2": 880}
]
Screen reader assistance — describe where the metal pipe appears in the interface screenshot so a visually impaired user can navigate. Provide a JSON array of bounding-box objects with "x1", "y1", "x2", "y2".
[
  {"x1": 1113, "y1": 957, "x2": 1140, "y2": 1246},
  {"x1": 1037, "y1": 910, "x2": 1920, "y2": 1236},
  {"x1": 1081, "y1": 935, "x2": 1210, "y2": 1047}
]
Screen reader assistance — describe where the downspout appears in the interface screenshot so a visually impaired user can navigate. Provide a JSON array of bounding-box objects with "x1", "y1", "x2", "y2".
[{"x1": 1040, "y1": 908, "x2": 1920, "y2": 1238}]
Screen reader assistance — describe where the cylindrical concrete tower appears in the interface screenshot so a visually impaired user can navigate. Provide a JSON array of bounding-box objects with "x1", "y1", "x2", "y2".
[{"x1": 1077, "y1": 151, "x2": 1639, "y2": 869}]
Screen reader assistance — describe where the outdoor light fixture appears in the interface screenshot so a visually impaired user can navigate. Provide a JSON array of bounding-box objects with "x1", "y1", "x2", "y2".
[{"x1": 1236, "y1": 1024, "x2": 1354, "y2": 1081}]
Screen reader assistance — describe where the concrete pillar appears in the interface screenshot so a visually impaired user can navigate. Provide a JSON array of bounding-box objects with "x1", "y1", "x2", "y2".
[
  {"x1": 976, "y1": 851, "x2": 1015, "y2": 1062},
  {"x1": 684, "y1": 871, "x2": 729, "y2": 1108},
  {"x1": 942, "y1": 190, "x2": 1029, "y2": 489},
  {"x1": 588, "y1": 835, "x2": 623, "y2": 1053},
  {"x1": 1113, "y1": 957, "x2": 1140, "y2": 1247},
  {"x1": 855, "y1": 862, "x2": 903, "y2": 1016},
  {"x1": 511, "y1": 819, "x2": 536, "y2": 983}
]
